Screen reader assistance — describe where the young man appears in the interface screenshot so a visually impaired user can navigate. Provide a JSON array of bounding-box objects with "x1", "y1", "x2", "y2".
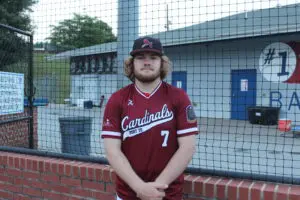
[{"x1": 101, "y1": 36, "x2": 198, "y2": 200}]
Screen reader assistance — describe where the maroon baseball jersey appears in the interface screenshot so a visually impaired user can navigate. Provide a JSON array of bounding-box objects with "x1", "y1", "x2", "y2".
[{"x1": 101, "y1": 81, "x2": 198, "y2": 200}]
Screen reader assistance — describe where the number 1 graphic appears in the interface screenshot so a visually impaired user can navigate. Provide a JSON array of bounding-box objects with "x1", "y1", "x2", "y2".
[{"x1": 277, "y1": 51, "x2": 289, "y2": 76}]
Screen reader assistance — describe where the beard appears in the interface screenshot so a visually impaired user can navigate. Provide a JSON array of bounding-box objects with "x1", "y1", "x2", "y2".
[{"x1": 134, "y1": 69, "x2": 161, "y2": 83}]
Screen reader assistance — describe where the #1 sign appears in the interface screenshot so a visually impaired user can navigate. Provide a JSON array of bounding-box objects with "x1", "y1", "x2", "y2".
[{"x1": 0, "y1": 71, "x2": 24, "y2": 115}]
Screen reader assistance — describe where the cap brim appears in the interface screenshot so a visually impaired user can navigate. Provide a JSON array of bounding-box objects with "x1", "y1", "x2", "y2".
[{"x1": 130, "y1": 49, "x2": 163, "y2": 56}]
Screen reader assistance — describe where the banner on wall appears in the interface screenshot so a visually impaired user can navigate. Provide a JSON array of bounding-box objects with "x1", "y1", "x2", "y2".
[{"x1": 0, "y1": 71, "x2": 24, "y2": 115}]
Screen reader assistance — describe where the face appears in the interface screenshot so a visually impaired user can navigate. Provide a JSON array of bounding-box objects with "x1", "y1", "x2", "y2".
[{"x1": 133, "y1": 52, "x2": 162, "y2": 83}]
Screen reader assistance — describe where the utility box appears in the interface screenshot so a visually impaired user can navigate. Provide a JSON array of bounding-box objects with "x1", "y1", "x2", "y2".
[
  {"x1": 59, "y1": 117, "x2": 91, "y2": 155},
  {"x1": 247, "y1": 106, "x2": 279, "y2": 125},
  {"x1": 84, "y1": 100, "x2": 93, "y2": 109}
]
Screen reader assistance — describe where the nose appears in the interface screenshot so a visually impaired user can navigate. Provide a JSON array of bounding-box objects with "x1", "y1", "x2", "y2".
[{"x1": 143, "y1": 57, "x2": 151, "y2": 65}]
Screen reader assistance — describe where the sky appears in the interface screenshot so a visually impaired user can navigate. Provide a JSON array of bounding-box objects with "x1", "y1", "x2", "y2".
[{"x1": 30, "y1": 0, "x2": 300, "y2": 43}]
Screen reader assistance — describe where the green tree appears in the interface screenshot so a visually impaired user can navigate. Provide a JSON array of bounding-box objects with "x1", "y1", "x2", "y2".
[
  {"x1": 0, "y1": 0, "x2": 37, "y2": 68},
  {"x1": 48, "y1": 14, "x2": 117, "y2": 51}
]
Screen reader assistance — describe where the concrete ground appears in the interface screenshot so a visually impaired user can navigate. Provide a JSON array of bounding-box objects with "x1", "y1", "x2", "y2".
[{"x1": 37, "y1": 104, "x2": 300, "y2": 180}]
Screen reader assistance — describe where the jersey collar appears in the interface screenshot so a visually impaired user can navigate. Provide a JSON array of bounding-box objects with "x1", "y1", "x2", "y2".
[{"x1": 135, "y1": 81, "x2": 162, "y2": 99}]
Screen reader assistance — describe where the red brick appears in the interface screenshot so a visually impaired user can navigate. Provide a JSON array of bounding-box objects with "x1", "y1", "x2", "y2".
[
  {"x1": 51, "y1": 163, "x2": 58, "y2": 173},
  {"x1": 262, "y1": 184, "x2": 275, "y2": 200},
  {"x1": 43, "y1": 174, "x2": 60, "y2": 183},
  {"x1": 26, "y1": 159, "x2": 32, "y2": 170},
  {"x1": 289, "y1": 185, "x2": 300, "y2": 200},
  {"x1": 227, "y1": 180, "x2": 242, "y2": 200},
  {"x1": 80, "y1": 166, "x2": 88, "y2": 179},
  {"x1": 29, "y1": 180, "x2": 50, "y2": 190},
  {"x1": 45, "y1": 162, "x2": 51, "y2": 172},
  {"x1": 71, "y1": 188, "x2": 93, "y2": 197},
  {"x1": 0, "y1": 155, "x2": 7, "y2": 165},
  {"x1": 102, "y1": 167, "x2": 111, "y2": 182},
  {"x1": 58, "y1": 163, "x2": 65, "y2": 175},
  {"x1": 6, "y1": 168, "x2": 22, "y2": 177},
  {"x1": 111, "y1": 171, "x2": 117, "y2": 183},
  {"x1": 82, "y1": 180, "x2": 105, "y2": 190},
  {"x1": 8, "y1": 157, "x2": 14, "y2": 167},
  {"x1": 0, "y1": 174, "x2": 13, "y2": 183},
  {"x1": 239, "y1": 181, "x2": 253, "y2": 200},
  {"x1": 32, "y1": 160, "x2": 38, "y2": 171},
  {"x1": 51, "y1": 185, "x2": 72, "y2": 194},
  {"x1": 106, "y1": 183, "x2": 116, "y2": 193},
  {"x1": 215, "y1": 178, "x2": 231, "y2": 199},
  {"x1": 183, "y1": 175, "x2": 195, "y2": 193},
  {"x1": 194, "y1": 176, "x2": 209, "y2": 195},
  {"x1": 95, "y1": 168, "x2": 103, "y2": 182},
  {"x1": 65, "y1": 164, "x2": 72, "y2": 176},
  {"x1": 204, "y1": 177, "x2": 220, "y2": 198},
  {"x1": 42, "y1": 191, "x2": 63, "y2": 199},
  {"x1": 20, "y1": 158, "x2": 26, "y2": 169},
  {"x1": 92, "y1": 192, "x2": 116, "y2": 199},
  {"x1": 276, "y1": 184, "x2": 289, "y2": 200},
  {"x1": 22, "y1": 187, "x2": 42, "y2": 197},
  {"x1": 38, "y1": 161, "x2": 44, "y2": 172},
  {"x1": 0, "y1": 166, "x2": 5, "y2": 174},
  {"x1": 0, "y1": 190, "x2": 14, "y2": 199},
  {"x1": 22, "y1": 171, "x2": 40, "y2": 180},
  {"x1": 4, "y1": 183, "x2": 23, "y2": 193},
  {"x1": 250, "y1": 182, "x2": 264, "y2": 200},
  {"x1": 13, "y1": 194, "x2": 32, "y2": 200},
  {"x1": 72, "y1": 165, "x2": 80, "y2": 178},
  {"x1": 87, "y1": 167, "x2": 95, "y2": 180},
  {"x1": 14, "y1": 157, "x2": 20, "y2": 168},
  {"x1": 61, "y1": 177, "x2": 81, "y2": 187}
]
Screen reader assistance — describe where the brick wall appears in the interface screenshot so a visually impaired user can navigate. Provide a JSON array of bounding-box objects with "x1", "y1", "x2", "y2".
[
  {"x1": 0, "y1": 152, "x2": 299, "y2": 200},
  {"x1": 0, "y1": 108, "x2": 37, "y2": 148}
]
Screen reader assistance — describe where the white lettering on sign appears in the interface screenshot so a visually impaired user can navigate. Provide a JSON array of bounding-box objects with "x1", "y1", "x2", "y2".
[{"x1": 0, "y1": 72, "x2": 24, "y2": 115}]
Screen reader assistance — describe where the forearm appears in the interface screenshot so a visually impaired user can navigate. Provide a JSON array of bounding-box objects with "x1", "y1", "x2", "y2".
[
  {"x1": 155, "y1": 145, "x2": 195, "y2": 185},
  {"x1": 106, "y1": 149, "x2": 143, "y2": 191}
]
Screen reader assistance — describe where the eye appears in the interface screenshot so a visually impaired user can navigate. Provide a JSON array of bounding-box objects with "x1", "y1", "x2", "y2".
[
  {"x1": 151, "y1": 56, "x2": 159, "y2": 60},
  {"x1": 135, "y1": 55, "x2": 144, "y2": 60}
]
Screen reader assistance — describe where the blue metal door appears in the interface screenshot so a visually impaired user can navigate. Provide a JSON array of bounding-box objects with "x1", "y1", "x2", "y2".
[
  {"x1": 231, "y1": 69, "x2": 256, "y2": 120},
  {"x1": 172, "y1": 71, "x2": 187, "y2": 91}
]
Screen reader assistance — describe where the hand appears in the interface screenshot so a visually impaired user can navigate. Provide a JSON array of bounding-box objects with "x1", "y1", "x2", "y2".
[{"x1": 135, "y1": 182, "x2": 168, "y2": 200}]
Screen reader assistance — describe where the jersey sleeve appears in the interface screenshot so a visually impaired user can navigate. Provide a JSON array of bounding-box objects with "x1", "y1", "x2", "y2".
[
  {"x1": 175, "y1": 89, "x2": 199, "y2": 137},
  {"x1": 101, "y1": 93, "x2": 122, "y2": 139}
]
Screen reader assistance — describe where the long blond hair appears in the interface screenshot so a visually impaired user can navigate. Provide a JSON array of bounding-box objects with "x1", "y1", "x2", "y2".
[{"x1": 124, "y1": 55, "x2": 172, "y2": 82}]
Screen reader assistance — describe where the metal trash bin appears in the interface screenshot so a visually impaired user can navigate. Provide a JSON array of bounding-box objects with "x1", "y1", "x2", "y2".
[
  {"x1": 247, "y1": 106, "x2": 279, "y2": 125},
  {"x1": 59, "y1": 117, "x2": 91, "y2": 155}
]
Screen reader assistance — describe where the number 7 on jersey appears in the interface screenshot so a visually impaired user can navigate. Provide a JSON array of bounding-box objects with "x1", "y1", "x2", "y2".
[{"x1": 161, "y1": 130, "x2": 169, "y2": 147}]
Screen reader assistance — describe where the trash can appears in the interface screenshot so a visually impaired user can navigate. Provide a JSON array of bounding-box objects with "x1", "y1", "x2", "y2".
[
  {"x1": 247, "y1": 106, "x2": 279, "y2": 125},
  {"x1": 59, "y1": 117, "x2": 92, "y2": 155}
]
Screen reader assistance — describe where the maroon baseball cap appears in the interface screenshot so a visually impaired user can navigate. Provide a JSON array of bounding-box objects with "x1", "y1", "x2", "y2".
[{"x1": 130, "y1": 36, "x2": 164, "y2": 56}]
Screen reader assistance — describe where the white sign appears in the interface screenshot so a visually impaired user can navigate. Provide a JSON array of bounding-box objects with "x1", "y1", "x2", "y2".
[
  {"x1": 259, "y1": 42, "x2": 296, "y2": 82},
  {"x1": 240, "y1": 79, "x2": 248, "y2": 91},
  {"x1": 176, "y1": 81, "x2": 182, "y2": 88},
  {"x1": 0, "y1": 72, "x2": 24, "y2": 115}
]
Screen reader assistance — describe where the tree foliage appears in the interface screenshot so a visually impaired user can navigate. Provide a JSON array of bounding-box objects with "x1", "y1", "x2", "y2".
[
  {"x1": 48, "y1": 14, "x2": 117, "y2": 50},
  {"x1": 0, "y1": 0, "x2": 37, "y2": 68}
]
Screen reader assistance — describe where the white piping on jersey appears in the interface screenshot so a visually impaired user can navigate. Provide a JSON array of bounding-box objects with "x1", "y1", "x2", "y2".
[
  {"x1": 101, "y1": 131, "x2": 121, "y2": 137},
  {"x1": 177, "y1": 127, "x2": 198, "y2": 135},
  {"x1": 134, "y1": 81, "x2": 162, "y2": 98},
  {"x1": 122, "y1": 104, "x2": 174, "y2": 140}
]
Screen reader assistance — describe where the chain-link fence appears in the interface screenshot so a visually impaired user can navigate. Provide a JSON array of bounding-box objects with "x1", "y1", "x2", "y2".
[
  {"x1": 0, "y1": 24, "x2": 35, "y2": 148},
  {"x1": 1, "y1": 0, "x2": 300, "y2": 184}
]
